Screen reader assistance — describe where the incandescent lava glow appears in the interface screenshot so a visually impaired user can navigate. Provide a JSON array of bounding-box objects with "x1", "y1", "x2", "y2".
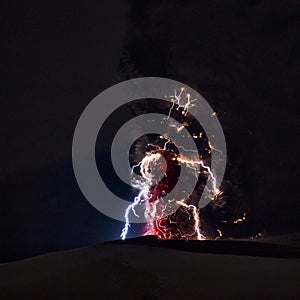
[{"x1": 120, "y1": 87, "x2": 221, "y2": 241}]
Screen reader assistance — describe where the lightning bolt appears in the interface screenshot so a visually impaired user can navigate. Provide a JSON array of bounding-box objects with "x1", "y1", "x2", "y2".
[
  {"x1": 120, "y1": 189, "x2": 144, "y2": 240},
  {"x1": 176, "y1": 199, "x2": 205, "y2": 240},
  {"x1": 176, "y1": 156, "x2": 219, "y2": 197},
  {"x1": 121, "y1": 87, "x2": 221, "y2": 241},
  {"x1": 167, "y1": 87, "x2": 197, "y2": 119},
  {"x1": 120, "y1": 153, "x2": 163, "y2": 240}
]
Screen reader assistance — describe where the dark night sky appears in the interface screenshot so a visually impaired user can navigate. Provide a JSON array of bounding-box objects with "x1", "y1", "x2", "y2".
[{"x1": 1, "y1": 0, "x2": 300, "y2": 262}]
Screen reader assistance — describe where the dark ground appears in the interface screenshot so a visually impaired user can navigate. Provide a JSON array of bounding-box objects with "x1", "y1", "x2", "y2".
[{"x1": 0, "y1": 236, "x2": 299, "y2": 299}]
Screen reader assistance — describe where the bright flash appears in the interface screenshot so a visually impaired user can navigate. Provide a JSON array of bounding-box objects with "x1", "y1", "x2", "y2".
[{"x1": 121, "y1": 87, "x2": 222, "y2": 241}]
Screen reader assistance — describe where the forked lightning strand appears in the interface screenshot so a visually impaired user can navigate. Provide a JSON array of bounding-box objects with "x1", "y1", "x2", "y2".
[{"x1": 121, "y1": 87, "x2": 221, "y2": 240}]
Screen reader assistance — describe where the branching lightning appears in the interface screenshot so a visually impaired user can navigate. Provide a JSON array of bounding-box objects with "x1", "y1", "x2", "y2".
[
  {"x1": 120, "y1": 87, "x2": 222, "y2": 240},
  {"x1": 121, "y1": 153, "x2": 164, "y2": 240},
  {"x1": 167, "y1": 87, "x2": 197, "y2": 119},
  {"x1": 176, "y1": 199, "x2": 205, "y2": 240},
  {"x1": 176, "y1": 156, "x2": 220, "y2": 197}
]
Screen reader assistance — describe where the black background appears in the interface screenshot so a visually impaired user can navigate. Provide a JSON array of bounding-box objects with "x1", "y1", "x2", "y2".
[{"x1": 1, "y1": 0, "x2": 299, "y2": 262}]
